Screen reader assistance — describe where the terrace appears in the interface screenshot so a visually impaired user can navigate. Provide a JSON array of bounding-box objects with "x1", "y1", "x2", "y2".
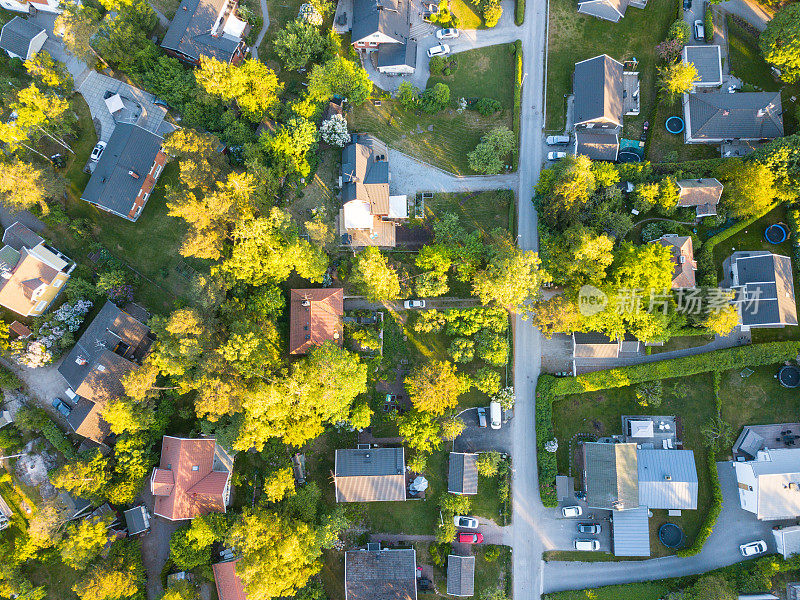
[{"x1": 733, "y1": 422, "x2": 800, "y2": 460}]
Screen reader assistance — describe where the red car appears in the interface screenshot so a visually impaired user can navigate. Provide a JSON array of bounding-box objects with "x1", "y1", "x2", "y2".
[{"x1": 458, "y1": 532, "x2": 484, "y2": 544}]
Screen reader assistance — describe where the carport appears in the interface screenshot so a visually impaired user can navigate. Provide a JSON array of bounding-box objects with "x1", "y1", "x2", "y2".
[{"x1": 612, "y1": 507, "x2": 650, "y2": 557}]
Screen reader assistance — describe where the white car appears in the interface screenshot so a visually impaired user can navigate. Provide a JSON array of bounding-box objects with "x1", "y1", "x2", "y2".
[
  {"x1": 546, "y1": 135, "x2": 569, "y2": 145},
  {"x1": 694, "y1": 19, "x2": 705, "y2": 40},
  {"x1": 90, "y1": 141, "x2": 107, "y2": 162},
  {"x1": 453, "y1": 515, "x2": 479, "y2": 529},
  {"x1": 562, "y1": 505, "x2": 583, "y2": 518},
  {"x1": 427, "y1": 44, "x2": 451, "y2": 58},
  {"x1": 403, "y1": 299, "x2": 426, "y2": 309},
  {"x1": 548, "y1": 151, "x2": 567, "y2": 160},
  {"x1": 740, "y1": 540, "x2": 767, "y2": 557},
  {"x1": 436, "y1": 28, "x2": 459, "y2": 39},
  {"x1": 489, "y1": 401, "x2": 501, "y2": 429},
  {"x1": 574, "y1": 539, "x2": 600, "y2": 551}
]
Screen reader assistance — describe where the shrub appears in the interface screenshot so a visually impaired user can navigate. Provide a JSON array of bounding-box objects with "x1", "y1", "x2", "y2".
[
  {"x1": 485, "y1": 545, "x2": 502, "y2": 562},
  {"x1": 476, "y1": 451, "x2": 501, "y2": 476},
  {"x1": 473, "y1": 98, "x2": 501, "y2": 115},
  {"x1": 436, "y1": 520, "x2": 456, "y2": 543},
  {"x1": 397, "y1": 81, "x2": 420, "y2": 110},
  {"x1": 429, "y1": 56, "x2": 447, "y2": 77},
  {"x1": 440, "y1": 492, "x2": 472, "y2": 515},
  {"x1": 676, "y1": 455, "x2": 722, "y2": 556},
  {"x1": 420, "y1": 83, "x2": 450, "y2": 113},
  {"x1": 704, "y1": 8, "x2": 714, "y2": 42},
  {"x1": 667, "y1": 18, "x2": 690, "y2": 43},
  {"x1": 515, "y1": 0, "x2": 524, "y2": 25}
]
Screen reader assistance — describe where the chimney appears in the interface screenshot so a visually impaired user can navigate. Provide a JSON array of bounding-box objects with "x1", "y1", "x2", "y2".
[
  {"x1": 128, "y1": 170, "x2": 140, "y2": 179},
  {"x1": 76, "y1": 356, "x2": 87, "y2": 365},
  {"x1": 97, "y1": 364, "x2": 106, "y2": 372},
  {"x1": 757, "y1": 109, "x2": 765, "y2": 118},
  {"x1": 302, "y1": 299, "x2": 311, "y2": 307}
]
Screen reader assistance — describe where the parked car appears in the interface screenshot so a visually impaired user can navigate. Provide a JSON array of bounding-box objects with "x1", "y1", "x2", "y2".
[
  {"x1": 458, "y1": 532, "x2": 484, "y2": 544},
  {"x1": 574, "y1": 539, "x2": 600, "y2": 551},
  {"x1": 694, "y1": 19, "x2": 705, "y2": 40},
  {"x1": 404, "y1": 299, "x2": 426, "y2": 309},
  {"x1": 436, "y1": 28, "x2": 459, "y2": 39},
  {"x1": 477, "y1": 407, "x2": 487, "y2": 428},
  {"x1": 740, "y1": 540, "x2": 767, "y2": 557},
  {"x1": 577, "y1": 523, "x2": 601, "y2": 534},
  {"x1": 547, "y1": 151, "x2": 567, "y2": 161},
  {"x1": 51, "y1": 397, "x2": 72, "y2": 417},
  {"x1": 90, "y1": 141, "x2": 107, "y2": 162},
  {"x1": 489, "y1": 401, "x2": 501, "y2": 429},
  {"x1": 453, "y1": 515, "x2": 479, "y2": 529},
  {"x1": 562, "y1": 505, "x2": 583, "y2": 518},
  {"x1": 427, "y1": 44, "x2": 451, "y2": 58},
  {"x1": 546, "y1": 135, "x2": 570, "y2": 145}
]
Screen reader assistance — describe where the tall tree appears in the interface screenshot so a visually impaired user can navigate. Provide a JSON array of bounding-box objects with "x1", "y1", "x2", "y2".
[
  {"x1": 348, "y1": 247, "x2": 401, "y2": 302},
  {"x1": 472, "y1": 244, "x2": 549, "y2": 310},
  {"x1": 467, "y1": 126, "x2": 515, "y2": 174},
  {"x1": 717, "y1": 159, "x2": 777, "y2": 218},
  {"x1": 542, "y1": 225, "x2": 614, "y2": 290},
  {"x1": 54, "y1": 4, "x2": 102, "y2": 64},
  {"x1": 397, "y1": 410, "x2": 442, "y2": 454},
  {"x1": 162, "y1": 129, "x2": 228, "y2": 190},
  {"x1": 760, "y1": 4, "x2": 800, "y2": 82},
  {"x1": 73, "y1": 558, "x2": 142, "y2": 600},
  {"x1": 25, "y1": 51, "x2": 74, "y2": 93},
  {"x1": 196, "y1": 58, "x2": 283, "y2": 122},
  {"x1": 529, "y1": 296, "x2": 583, "y2": 338},
  {"x1": 59, "y1": 516, "x2": 114, "y2": 570},
  {"x1": 274, "y1": 20, "x2": 326, "y2": 71},
  {"x1": 405, "y1": 360, "x2": 464, "y2": 415},
  {"x1": 101, "y1": 397, "x2": 154, "y2": 434},
  {"x1": 308, "y1": 55, "x2": 372, "y2": 106},
  {"x1": 0, "y1": 159, "x2": 64, "y2": 215},
  {"x1": 49, "y1": 449, "x2": 111, "y2": 501},
  {"x1": 609, "y1": 242, "x2": 674, "y2": 293},
  {"x1": 658, "y1": 61, "x2": 700, "y2": 100},
  {"x1": 534, "y1": 154, "x2": 596, "y2": 229},
  {"x1": 260, "y1": 116, "x2": 318, "y2": 178}
]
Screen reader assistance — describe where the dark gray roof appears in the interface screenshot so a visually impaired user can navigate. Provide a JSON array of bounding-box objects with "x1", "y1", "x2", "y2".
[
  {"x1": 612, "y1": 507, "x2": 650, "y2": 556},
  {"x1": 342, "y1": 134, "x2": 390, "y2": 208},
  {"x1": 376, "y1": 41, "x2": 417, "y2": 69},
  {"x1": 334, "y1": 448, "x2": 406, "y2": 502},
  {"x1": 583, "y1": 442, "x2": 639, "y2": 510},
  {"x1": 738, "y1": 428, "x2": 766, "y2": 459},
  {"x1": 447, "y1": 555, "x2": 475, "y2": 597},
  {"x1": 66, "y1": 397, "x2": 110, "y2": 443},
  {"x1": 0, "y1": 17, "x2": 45, "y2": 59},
  {"x1": 574, "y1": 130, "x2": 619, "y2": 161},
  {"x1": 687, "y1": 91, "x2": 784, "y2": 141},
  {"x1": 573, "y1": 55, "x2": 623, "y2": 126},
  {"x1": 448, "y1": 452, "x2": 478, "y2": 495},
  {"x1": 577, "y1": 0, "x2": 627, "y2": 21},
  {"x1": 683, "y1": 45, "x2": 722, "y2": 85},
  {"x1": 2, "y1": 222, "x2": 43, "y2": 252},
  {"x1": 123, "y1": 505, "x2": 149, "y2": 535},
  {"x1": 351, "y1": 0, "x2": 408, "y2": 44},
  {"x1": 345, "y1": 549, "x2": 417, "y2": 600},
  {"x1": 161, "y1": 0, "x2": 243, "y2": 63},
  {"x1": 732, "y1": 253, "x2": 797, "y2": 327},
  {"x1": 81, "y1": 123, "x2": 163, "y2": 217},
  {"x1": 637, "y1": 449, "x2": 698, "y2": 509}
]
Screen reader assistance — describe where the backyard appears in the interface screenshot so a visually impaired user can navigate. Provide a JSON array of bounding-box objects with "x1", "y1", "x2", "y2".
[
  {"x1": 350, "y1": 44, "x2": 516, "y2": 175},
  {"x1": 425, "y1": 190, "x2": 515, "y2": 236},
  {"x1": 545, "y1": 0, "x2": 675, "y2": 136},
  {"x1": 646, "y1": 97, "x2": 719, "y2": 163}
]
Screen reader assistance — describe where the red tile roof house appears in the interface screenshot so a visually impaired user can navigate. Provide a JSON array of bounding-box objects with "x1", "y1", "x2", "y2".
[
  {"x1": 289, "y1": 288, "x2": 344, "y2": 355},
  {"x1": 150, "y1": 436, "x2": 234, "y2": 520},
  {"x1": 213, "y1": 559, "x2": 248, "y2": 600}
]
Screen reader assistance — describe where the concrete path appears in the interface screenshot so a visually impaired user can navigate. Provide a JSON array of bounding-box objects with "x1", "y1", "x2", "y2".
[
  {"x1": 250, "y1": 0, "x2": 270, "y2": 61},
  {"x1": 718, "y1": 0, "x2": 771, "y2": 31},
  {"x1": 388, "y1": 149, "x2": 518, "y2": 196},
  {"x1": 542, "y1": 462, "x2": 785, "y2": 593}
]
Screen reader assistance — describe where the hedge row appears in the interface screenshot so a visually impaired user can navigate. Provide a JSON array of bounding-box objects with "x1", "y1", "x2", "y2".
[
  {"x1": 704, "y1": 7, "x2": 714, "y2": 42},
  {"x1": 513, "y1": 39, "x2": 523, "y2": 169},
  {"x1": 703, "y1": 201, "x2": 779, "y2": 253},
  {"x1": 676, "y1": 454, "x2": 722, "y2": 556},
  {"x1": 537, "y1": 341, "x2": 800, "y2": 504},
  {"x1": 515, "y1": 0, "x2": 525, "y2": 25}
]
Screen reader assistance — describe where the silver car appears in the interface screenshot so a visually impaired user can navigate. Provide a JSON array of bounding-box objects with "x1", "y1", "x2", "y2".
[
  {"x1": 547, "y1": 151, "x2": 567, "y2": 160},
  {"x1": 436, "y1": 28, "x2": 459, "y2": 39},
  {"x1": 453, "y1": 515, "x2": 479, "y2": 529},
  {"x1": 546, "y1": 135, "x2": 569, "y2": 145}
]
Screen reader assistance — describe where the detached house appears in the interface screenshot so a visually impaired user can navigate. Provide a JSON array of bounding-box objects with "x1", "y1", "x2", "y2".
[
  {"x1": 351, "y1": 0, "x2": 416, "y2": 74},
  {"x1": 151, "y1": 436, "x2": 234, "y2": 520},
  {"x1": 289, "y1": 288, "x2": 343, "y2": 355},
  {"x1": 81, "y1": 123, "x2": 168, "y2": 222},
  {"x1": 0, "y1": 222, "x2": 73, "y2": 318},
  {"x1": 339, "y1": 134, "x2": 408, "y2": 247},
  {"x1": 334, "y1": 447, "x2": 406, "y2": 502},
  {"x1": 59, "y1": 302, "x2": 154, "y2": 444},
  {"x1": 722, "y1": 251, "x2": 797, "y2": 329},
  {"x1": 676, "y1": 178, "x2": 723, "y2": 218},
  {"x1": 572, "y1": 55, "x2": 639, "y2": 161},
  {"x1": 161, "y1": 0, "x2": 249, "y2": 66},
  {"x1": 0, "y1": 0, "x2": 61, "y2": 14},
  {"x1": 651, "y1": 234, "x2": 697, "y2": 289},
  {"x1": 683, "y1": 91, "x2": 784, "y2": 144},
  {"x1": 577, "y1": 0, "x2": 646, "y2": 23},
  {"x1": 734, "y1": 448, "x2": 800, "y2": 520},
  {"x1": 345, "y1": 547, "x2": 417, "y2": 600},
  {"x1": 213, "y1": 559, "x2": 249, "y2": 600},
  {"x1": 0, "y1": 17, "x2": 46, "y2": 61}
]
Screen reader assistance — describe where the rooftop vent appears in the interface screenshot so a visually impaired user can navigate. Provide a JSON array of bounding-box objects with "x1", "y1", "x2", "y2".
[
  {"x1": 128, "y1": 170, "x2": 140, "y2": 179},
  {"x1": 664, "y1": 474, "x2": 672, "y2": 481},
  {"x1": 301, "y1": 299, "x2": 311, "y2": 307},
  {"x1": 192, "y1": 465, "x2": 199, "y2": 471},
  {"x1": 97, "y1": 364, "x2": 106, "y2": 372}
]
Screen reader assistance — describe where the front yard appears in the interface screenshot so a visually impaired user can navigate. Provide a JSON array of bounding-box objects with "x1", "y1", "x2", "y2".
[
  {"x1": 545, "y1": 0, "x2": 675, "y2": 135},
  {"x1": 349, "y1": 44, "x2": 516, "y2": 175}
]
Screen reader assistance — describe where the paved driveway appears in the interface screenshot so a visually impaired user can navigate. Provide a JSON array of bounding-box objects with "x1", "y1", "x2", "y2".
[
  {"x1": 139, "y1": 487, "x2": 182, "y2": 600},
  {"x1": 453, "y1": 407, "x2": 513, "y2": 455}
]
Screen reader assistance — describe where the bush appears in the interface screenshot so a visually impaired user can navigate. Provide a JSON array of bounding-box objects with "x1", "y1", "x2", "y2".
[
  {"x1": 473, "y1": 98, "x2": 501, "y2": 116},
  {"x1": 513, "y1": 40, "x2": 522, "y2": 166},
  {"x1": 704, "y1": 8, "x2": 714, "y2": 42},
  {"x1": 676, "y1": 455, "x2": 722, "y2": 556},
  {"x1": 482, "y1": 0, "x2": 503, "y2": 27},
  {"x1": 397, "y1": 81, "x2": 420, "y2": 110},
  {"x1": 429, "y1": 55, "x2": 447, "y2": 76},
  {"x1": 667, "y1": 18, "x2": 690, "y2": 43},
  {"x1": 15, "y1": 406, "x2": 76, "y2": 459},
  {"x1": 420, "y1": 83, "x2": 450, "y2": 113},
  {"x1": 476, "y1": 451, "x2": 501, "y2": 476},
  {"x1": 515, "y1": 0, "x2": 524, "y2": 25},
  {"x1": 485, "y1": 545, "x2": 502, "y2": 562},
  {"x1": 440, "y1": 492, "x2": 471, "y2": 515}
]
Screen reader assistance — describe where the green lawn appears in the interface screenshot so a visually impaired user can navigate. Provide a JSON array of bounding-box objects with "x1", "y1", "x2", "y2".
[
  {"x1": 425, "y1": 191, "x2": 514, "y2": 235},
  {"x1": 545, "y1": 0, "x2": 674, "y2": 135},
  {"x1": 552, "y1": 373, "x2": 717, "y2": 556},
  {"x1": 726, "y1": 16, "x2": 781, "y2": 93},
  {"x1": 649, "y1": 334, "x2": 715, "y2": 353},
  {"x1": 543, "y1": 581, "x2": 672, "y2": 600},
  {"x1": 647, "y1": 97, "x2": 720, "y2": 163},
  {"x1": 450, "y1": 0, "x2": 484, "y2": 29},
  {"x1": 349, "y1": 45, "x2": 515, "y2": 175}
]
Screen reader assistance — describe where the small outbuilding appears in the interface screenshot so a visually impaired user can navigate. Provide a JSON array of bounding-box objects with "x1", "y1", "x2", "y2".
[
  {"x1": 448, "y1": 452, "x2": 478, "y2": 496},
  {"x1": 123, "y1": 505, "x2": 150, "y2": 536},
  {"x1": 612, "y1": 507, "x2": 650, "y2": 557},
  {"x1": 0, "y1": 17, "x2": 46, "y2": 61},
  {"x1": 447, "y1": 555, "x2": 475, "y2": 597}
]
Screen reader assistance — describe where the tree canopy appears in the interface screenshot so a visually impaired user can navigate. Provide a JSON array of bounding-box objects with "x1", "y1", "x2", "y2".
[{"x1": 760, "y1": 4, "x2": 800, "y2": 82}]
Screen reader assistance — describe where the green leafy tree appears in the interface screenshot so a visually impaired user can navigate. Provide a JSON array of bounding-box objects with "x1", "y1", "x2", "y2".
[
  {"x1": 610, "y1": 242, "x2": 674, "y2": 292},
  {"x1": 702, "y1": 415, "x2": 733, "y2": 453},
  {"x1": 718, "y1": 159, "x2": 777, "y2": 218},
  {"x1": 397, "y1": 82, "x2": 420, "y2": 110},
  {"x1": 686, "y1": 575, "x2": 737, "y2": 600},
  {"x1": 542, "y1": 225, "x2": 614, "y2": 290},
  {"x1": 308, "y1": 55, "x2": 372, "y2": 106},
  {"x1": 170, "y1": 514, "x2": 227, "y2": 570},
  {"x1": 480, "y1": 587, "x2": 510, "y2": 600},
  {"x1": 73, "y1": 555, "x2": 142, "y2": 600},
  {"x1": 264, "y1": 466, "x2": 296, "y2": 502},
  {"x1": 349, "y1": 398, "x2": 372, "y2": 430},
  {"x1": 468, "y1": 126, "x2": 515, "y2": 174},
  {"x1": 448, "y1": 337, "x2": 475, "y2": 363},
  {"x1": 101, "y1": 397, "x2": 154, "y2": 435},
  {"x1": 658, "y1": 61, "x2": 700, "y2": 100},
  {"x1": 196, "y1": 58, "x2": 283, "y2": 121},
  {"x1": 49, "y1": 449, "x2": 111, "y2": 501},
  {"x1": 261, "y1": 116, "x2": 318, "y2": 177},
  {"x1": 25, "y1": 51, "x2": 73, "y2": 93},
  {"x1": 160, "y1": 581, "x2": 200, "y2": 600},
  {"x1": 405, "y1": 360, "x2": 463, "y2": 414},
  {"x1": 439, "y1": 492, "x2": 471, "y2": 515},
  {"x1": 534, "y1": 154, "x2": 596, "y2": 229},
  {"x1": 760, "y1": 4, "x2": 800, "y2": 82},
  {"x1": 0, "y1": 84, "x2": 75, "y2": 153},
  {"x1": 420, "y1": 83, "x2": 450, "y2": 113},
  {"x1": 0, "y1": 159, "x2": 64, "y2": 215},
  {"x1": 476, "y1": 451, "x2": 501, "y2": 476},
  {"x1": 162, "y1": 129, "x2": 228, "y2": 190},
  {"x1": 472, "y1": 244, "x2": 548, "y2": 310},
  {"x1": 59, "y1": 516, "x2": 113, "y2": 570},
  {"x1": 440, "y1": 416, "x2": 465, "y2": 441},
  {"x1": 397, "y1": 410, "x2": 442, "y2": 454},
  {"x1": 54, "y1": 4, "x2": 102, "y2": 63},
  {"x1": 348, "y1": 247, "x2": 401, "y2": 301},
  {"x1": 635, "y1": 380, "x2": 663, "y2": 408},
  {"x1": 703, "y1": 303, "x2": 739, "y2": 336},
  {"x1": 274, "y1": 20, "x2": 326, "y2": 70}
]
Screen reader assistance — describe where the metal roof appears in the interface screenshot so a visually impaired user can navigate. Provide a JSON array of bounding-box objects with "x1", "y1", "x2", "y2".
[
  {"x1": 448, "y1": 452, "x2": 478, "y2": 495},
  {"x1": 123, "y1": 506, "x2": 149, "y2": 535},
  {"x1": 0, "y1": 17, "x2": 45, "y2": 59},
  {"x1": 583, "y1": 442, "x2": 639, "y2": 510},
  {"x1": 637, "y1": 449, "x2": 698, "y2": 509},
  {"x1": 334, "y1": 448, "x2": 406, "y2": 502},
  {"x1": 573, "y1": 55, "x2": 623, "y2": 126},
  {"x1": 81, "y1": 123, "x2": 164, "y2": 217},
  {"x1": 447, "y1": 555, "x2": 475, "y2": 597},
  {"x1": 612, "y1": 507, "x2": 650, "y2": 556},
  {"x1": 686, "y1": 91, "x2": 784, "y2": 141},
  {"x1": 376, "y1": 41, "x2": 417, "y2": 69}
]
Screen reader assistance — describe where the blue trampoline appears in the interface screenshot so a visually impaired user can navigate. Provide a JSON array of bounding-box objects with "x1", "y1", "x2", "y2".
[
  {"x1": 665, "y1": 116, "x2": 684, "y2": 134},
  {"x1": 765, "y1": 223, "x2": 789, "y2": 244}
]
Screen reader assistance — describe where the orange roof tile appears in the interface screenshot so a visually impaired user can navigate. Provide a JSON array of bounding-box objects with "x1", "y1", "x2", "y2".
[
  {"x1": 213, "y1": 560, "x2": 248, "y2": 600},
  {"x1": 289, "y1": 288, "x2": 344, "y2": 355},
  {"x1": 151, "y1": 468, "x2": 175, "y2": 496}
]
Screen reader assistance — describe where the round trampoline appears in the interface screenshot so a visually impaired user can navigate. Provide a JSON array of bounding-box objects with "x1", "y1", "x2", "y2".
[
  {"x1": 765, "y1": 223, "x2": 789, "y2": 244},
  {"x1": 658, "y1": 523, "x2": 684, "y2": 548},
  {"x1": 665, "y1": 116, "x2": 684, "y2": 134},
  {"x1": 618, "y1": 151, "x2": 642, "y2": 163},
  {"x1": 778, "y1": 365, "x2": 800, "y2": 388}
]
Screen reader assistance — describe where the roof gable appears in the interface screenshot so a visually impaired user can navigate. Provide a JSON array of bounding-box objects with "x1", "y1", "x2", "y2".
[
  {"x1": 687, "y1": 91, "x2": 784, "y2": 141},
  {"x1": 0, "y1": 17, "x2": 45, "y2": 58},
  {"x1": 289, "y1": 288, "x2": 344, "y2": 354},
  {"x1": 335, "y1": 448, "x2": 406, "y2": 502},
  {"x1": 345, "y1": 549, "x2": 417, "y2": 600},
  {"x1": 161, "y1": 0, "x2": 246, "y2": 62},
  {"x1": 351, "y1": 0, "x2": 408, "y2": 44},
  {"x1": 448, "y1": 452, "x2": 478, "y2": 495},
  {"x1": 573, "y1": 55, "x2": 624, "y2": 126}
]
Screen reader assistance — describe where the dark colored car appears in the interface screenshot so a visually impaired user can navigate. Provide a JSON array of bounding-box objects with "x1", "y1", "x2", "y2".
[
  {"x1": 477, "y1": 407, "x2": 487, "y2": 427},
  {"x1": 51, "y1": 397, "x2": 72, "y2": 417},
  {"x1": 683, "y1": 0, "x2": 691, "y2": 9},
  {"x1": 577, "y1": 523, "x2": 601, "y2": 534}
]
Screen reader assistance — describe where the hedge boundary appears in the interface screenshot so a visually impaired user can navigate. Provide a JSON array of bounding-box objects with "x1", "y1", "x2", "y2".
[
  {"x1": 676, "y1": 454, "x2": 722, "y2": 556},
  {"x1": 536, "y1": 341, "x2": 800, "y2": 506},
  {"x1": 513, "y1": 40, "x2": 522, "y2": 168},
  {"x1": 515, "y1": 0, "x2": 525, "y2": 25}
]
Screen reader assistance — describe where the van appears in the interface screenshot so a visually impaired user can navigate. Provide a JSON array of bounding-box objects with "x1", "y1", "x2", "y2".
[
  {"x1": 489, "y1": 401, "x2": 501, "y2": 429},
  {"x1": 574, "y1": 539, "x2": 600, "y2": 551}
]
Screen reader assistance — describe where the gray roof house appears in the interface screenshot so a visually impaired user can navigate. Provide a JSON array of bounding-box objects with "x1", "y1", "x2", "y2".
[
  {"x1": 123, "y1": 505, "x2": 150, "y2": 535},
  {"x1": 572, "y1": 55, "x2": 639, "y2": 161},
  {"x1": 577, "y1": 0, "x2": 647, "y2": 23},
  {"x1": 682, "y1": 45, "x2": 723, "y2": 88},
  {"x1": 0, "y1": 17, "x2": 46, "y2": 61},
  {"x1": 582, "y1": 442, "x2": 639, "y2": 510},
  {"x1": 334, "y1": 448, "x2": 406, "y2": 502},
  {"x1": 448, "y1": 452, "x2": 478, "y2": 495},
  {"x1": 637, "y1": 449, "x2": 698, "y2": 509},
  {"x1": 351, "y1": 0, "x2": 416, "y2": 74},
  {"x1": 677, "y1": 178, "x2": 723, "y2": 218},
  {"x1": 161, "y1": 0, "x2": 249, "y2": 65},
  {"x1": 81, "y1": 123, "x2": 168, "y2": 222},
  {"x1": 734, "y1": 448, "x2": 800, "y2": 520},
  {"x1": 345, "y1": 547, "x2": 417, "y2": 600},
  {"x1": 59, "y1": 301, "x2": 154, "y2": 444},
  {"x1": 722, "y1": 251, "x2": 797, "y2": 329},
  {"x1": 447, "y1": 555, "x2": 475, "y2": 597},
  {"x1": 683, "y1": 91, "x2": 784, "y2": 144}
]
